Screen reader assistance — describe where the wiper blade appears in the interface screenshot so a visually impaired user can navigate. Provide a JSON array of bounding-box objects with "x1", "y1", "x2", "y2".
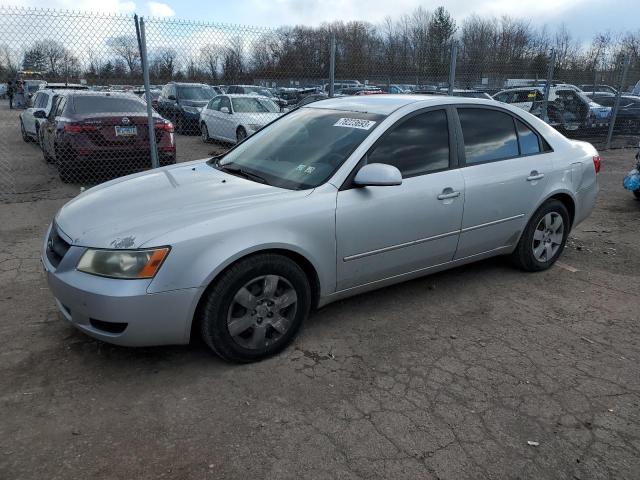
[{"x1": 218, "y1": 163, "x2": 268, "y2": 185}]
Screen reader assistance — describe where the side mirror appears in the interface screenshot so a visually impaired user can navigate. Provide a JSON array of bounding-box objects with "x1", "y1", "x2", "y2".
[
  {"x1": 33, "y1": 109, "x2": 46, "y2": 118},
  {"x1": 220, "y1": 106, "x2": 230, "y2": 114},
  {"x1": 353, "y1": 163, "x2": 402, "y2": 187},
  {"x1": 167, "y1": 95, "x2": 176, "y2": 101}
]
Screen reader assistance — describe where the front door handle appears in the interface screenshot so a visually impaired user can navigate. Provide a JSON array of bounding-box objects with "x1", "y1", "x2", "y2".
[
  {"x1": 437, "y1": 189, "x2": 461, "y2": 200},
  {"x1": 527, "y1": 171, "x2": 545, "y2": 181}
]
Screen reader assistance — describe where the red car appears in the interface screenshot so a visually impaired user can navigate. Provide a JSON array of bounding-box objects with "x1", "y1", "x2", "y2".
[{"x1": 39, "y1": 91, "x2": 175, "y2": 183}]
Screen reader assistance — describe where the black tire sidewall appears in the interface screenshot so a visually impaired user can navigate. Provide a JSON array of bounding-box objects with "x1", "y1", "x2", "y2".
[
  {"x1": 633, "y1": 189, "x2": 640, "y2": 200},
  {"x1": 201, "y1": 123, "x2": 208, "y2": 142},
  {"x1": 514, "y1": 199, "x2": 570, "y2": 271},
  {"x1": 236, "y1": 128, "x2": 246, "y2": 143},
  {"x1": 200, "y1": 254, "x2": 311, "y2": 363}
]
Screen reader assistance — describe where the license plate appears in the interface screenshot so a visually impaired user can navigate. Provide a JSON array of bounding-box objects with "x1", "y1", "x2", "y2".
[{"x1": 115, "y1": 126, "x2": 137, "y2": 136}]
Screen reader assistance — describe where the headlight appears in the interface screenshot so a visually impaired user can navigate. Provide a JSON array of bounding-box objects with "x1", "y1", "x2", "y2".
[
  {"x1": 77, "y1": 247, "x2": 170, "y2": 279},
  {"x1": 182, "y1": 106, "x2": 201, "y2": 114},
  {"x1": 248, "y1": 123, "x2": 263, "y2": 131}
]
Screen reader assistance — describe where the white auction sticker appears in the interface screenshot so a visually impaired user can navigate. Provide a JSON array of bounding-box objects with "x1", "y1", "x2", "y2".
[{"x1": 333, "y1": 118, "x2": 376, "y2": 130}]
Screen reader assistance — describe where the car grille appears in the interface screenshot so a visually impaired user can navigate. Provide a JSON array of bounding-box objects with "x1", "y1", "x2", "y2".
[{"x1": 46, "y1": 224, "x2": 71, "y2": 268}]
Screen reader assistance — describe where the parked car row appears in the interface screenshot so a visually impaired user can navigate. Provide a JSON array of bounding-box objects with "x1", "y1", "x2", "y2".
[{"x1": 20, "y1": 90, "x2": 175, "y2": 183}]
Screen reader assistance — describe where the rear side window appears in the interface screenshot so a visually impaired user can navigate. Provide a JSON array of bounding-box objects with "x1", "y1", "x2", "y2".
[
  {"x1": 516, "y1": 119, "x2": 541, "y2": 155},
  {"x1": 367, "y1": 109, "x2": 450, "y2": 177},
  {"x1": 458, "y1": 108, "x2": 519, "y2": 164},
  {"x1": 72, "y1": 96, "x2": 147, "y2": 114},
  {"x1": 55, "y1": 97, "x2": 67, "y2": 116}
]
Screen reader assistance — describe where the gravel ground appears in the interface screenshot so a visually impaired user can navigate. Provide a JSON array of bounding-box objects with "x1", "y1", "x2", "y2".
[{"x1": 1, "y1": 101, "x2": 640, "y2": 480}]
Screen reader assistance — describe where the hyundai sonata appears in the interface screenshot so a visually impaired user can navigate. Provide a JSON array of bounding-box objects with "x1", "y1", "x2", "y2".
[{"x1": 42, "y1": 95, "x2": 599, "y2": 362}]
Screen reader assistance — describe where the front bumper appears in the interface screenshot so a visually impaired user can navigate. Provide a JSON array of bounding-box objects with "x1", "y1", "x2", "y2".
[{"x1": 42, "y1": 225, "x2": 201, "y2": 347}]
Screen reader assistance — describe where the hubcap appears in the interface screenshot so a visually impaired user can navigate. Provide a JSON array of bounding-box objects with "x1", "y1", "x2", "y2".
[
  {"x1": 532, "y1": 212, "x2": 564, "y2": 262},
  {"x1": 226, "y1": 275, "x2": 297, "y2": 350}
]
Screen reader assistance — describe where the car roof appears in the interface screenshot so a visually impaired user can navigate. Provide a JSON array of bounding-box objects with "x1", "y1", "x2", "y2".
[
  {"x1": 306, "y1": 94, "x2": 496, "y2": 115},
  {"x1": 60, "y1": 90, "x2": 141, "y2": 98},
  {"x1": 170, "y1": 82, "x2": 209, "y2": 86},
  {"x1": 222, "y1": 94, "x2": 274, "y2": 100}
]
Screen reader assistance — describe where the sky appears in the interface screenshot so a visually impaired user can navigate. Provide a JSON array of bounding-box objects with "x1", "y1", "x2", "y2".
[{"x1": 0, "y1": 0, "x2": 635, "y2": 42}]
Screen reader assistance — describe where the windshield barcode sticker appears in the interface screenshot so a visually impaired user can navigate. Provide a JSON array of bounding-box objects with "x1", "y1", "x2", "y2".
[{"x1": 334, "y1": 118, "x2": 376, "y2": 130}]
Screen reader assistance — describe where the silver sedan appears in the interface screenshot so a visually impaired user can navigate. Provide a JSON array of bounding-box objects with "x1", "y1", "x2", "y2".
[{"x1": 42, "y1": 95, "x2": 599, "y2": 362}]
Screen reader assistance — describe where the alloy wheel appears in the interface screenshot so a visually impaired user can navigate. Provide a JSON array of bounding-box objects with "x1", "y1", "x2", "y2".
[
  {"x1": 226, "y1": 275, "x2": 297, "y2": 350},
  {"x1": 532, "y1": 212, "x2": 564, "y2": 262}
]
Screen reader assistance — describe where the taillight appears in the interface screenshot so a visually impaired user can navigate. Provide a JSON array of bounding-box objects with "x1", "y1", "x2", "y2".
[
  {"x1": 593, "y1": 155, "x2": 601, "y2": 174},
  {"x1": 155, "y1": 121, "x2": 174, "y2": 133},
  {"x1": 63, "y1": 123, "x2": 97, "y2": 134}
]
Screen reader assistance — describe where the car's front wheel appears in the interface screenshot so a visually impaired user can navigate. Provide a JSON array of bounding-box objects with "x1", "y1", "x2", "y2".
[
  {"x1": 200, "y1": 122, "x2": 209, "y2": 143},
  {"x1": 511, "y1": 199, "x2": 570, "y2": 271},
  {"x1": 20, "y1": 120, "x2": 30, "y2": 142},
  {"x1": 199, "y1": 254, "x2": 311, "y2": 363}
]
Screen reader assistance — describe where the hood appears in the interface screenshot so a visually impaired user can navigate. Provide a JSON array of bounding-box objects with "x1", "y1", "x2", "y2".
[
  {"x1": 55, "y1": 160, "x2": 309, "y2": 248},
  {"x1": 241, "y1": 112, "x2": 282, "y2": 125}
]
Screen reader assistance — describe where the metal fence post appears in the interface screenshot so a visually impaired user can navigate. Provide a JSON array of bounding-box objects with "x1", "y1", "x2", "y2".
[
  {"x1": 329, "y1": 33, "x2": 336, "y2": 98},
  {"x1": 605, "y1": 53, "x2": 631, "y2": 150},
  {"x1": 541, "y1": 48, "x2": 556, "y2": 123},
  {"x1": 448, "y1": 43, "x2": 457, "y2": 95},
  {"x1": 138, "y1": 17, "x2": 159, "y2": 169}
]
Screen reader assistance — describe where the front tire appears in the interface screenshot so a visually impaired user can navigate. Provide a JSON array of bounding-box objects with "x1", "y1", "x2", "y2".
[
  {"x1": 20, "y1": 120, "x2": 30, "y2": 142},
  {"x1": 511, "y1": 199, "x2": 570, "y2": 271},
  {"x1": 200, "y1": 122, "x2": 210, "y2": 143},
  {"x1": 199, "y1": 254, "x2": 311, "y2": 363}
]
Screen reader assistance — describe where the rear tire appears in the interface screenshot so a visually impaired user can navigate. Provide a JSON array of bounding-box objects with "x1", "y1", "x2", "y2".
[
  {"x1": 633, "y1": 189, "x2": 640, "y2": 200},
  {"x1": 199, "y1": 254, "x2": 311, "y2": 363},
  {"x1": 511, "y1": 199, "x2": 570, "y2": 272},
  {"x1": 175, "y1": 115, "x2": 184, "y2": 134},
  {"x1": 20, "y1": 120, "x2": 30, "y2": 142},
  {"x1": 55, "y1": 146, "x2": 75, "y2": 183}
]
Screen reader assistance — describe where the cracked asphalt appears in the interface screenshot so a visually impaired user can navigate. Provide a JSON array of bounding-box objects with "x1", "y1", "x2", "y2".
[{"x1": 1, "y1": 102, "x2": 640, "y2": 479}]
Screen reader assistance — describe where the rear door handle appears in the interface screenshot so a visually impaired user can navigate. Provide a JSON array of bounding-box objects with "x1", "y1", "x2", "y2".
[
  {"x1": 527, "y1": 171, "x2": 545, "y2": 181},
  {"x1": 437, "y1": 190, "x2": 461, "y2": 200}
]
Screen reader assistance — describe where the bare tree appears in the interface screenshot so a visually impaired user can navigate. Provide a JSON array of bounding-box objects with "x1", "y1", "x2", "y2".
[{"x1": 107, "y1": 35, "x2": 140, "y2": 75}]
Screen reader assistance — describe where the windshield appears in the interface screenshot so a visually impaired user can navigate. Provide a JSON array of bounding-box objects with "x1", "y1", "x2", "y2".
[
  {"x1": 213, "y1": 108, "x2": 384, "y2": 190},
  {"x1": 177, "y1": 85, "x2": 215, "y2": 101},
  {"x1": 72, "y1": 95, "x2": 147, "y2": 114},
  {"x1": 244, "y1": 86, "x2": 273, "y2": 97},
  {"x1": 232, "y1": 97, "x2": 279, "y2": 113}
]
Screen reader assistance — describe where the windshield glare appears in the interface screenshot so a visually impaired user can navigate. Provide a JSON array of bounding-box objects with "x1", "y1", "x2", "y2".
[
  {"x1": 232, "y1": 97, "x2": 279, "y2": 113},
  {"x1": 215, "y1": 108, "x2": 384, "y2": 190},
  {"x1": 178, "y1": 85, "x2": 215, "y2": 101}
]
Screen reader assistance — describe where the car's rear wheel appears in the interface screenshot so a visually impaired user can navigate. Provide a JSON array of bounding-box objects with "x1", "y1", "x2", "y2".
[
  {"x1": 20, "y1": 120, "x2": 30, "y2": 142},
  {"x1": 55, "y1": 146, "x2": 76, "y2": 183},
  {"x1": 511, "y1": 199, "x2": 570, "y2": 271},
  {"x1": 200, "y1": 122, "x2": 209, "y2": 143},
  {"x1": 633, "y1": 189, "x2": 640, "y2": 200},
  {"x1": 236, "y1": 127, "x2": 247, "y2": 144},
  {"x1": 199, "y1": 253, "x2": 311, "y2": 363},
  {"x1": 175, "y1": 115, "x2": 184, "y2": 134}
]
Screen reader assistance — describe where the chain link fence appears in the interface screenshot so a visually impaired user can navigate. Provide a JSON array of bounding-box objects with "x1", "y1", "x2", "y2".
[{"x1": 1, "y1": 5, "x2": 639, "y2": 202}]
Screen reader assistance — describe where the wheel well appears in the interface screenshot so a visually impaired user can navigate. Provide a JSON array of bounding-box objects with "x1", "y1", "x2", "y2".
[
  {"x1": 190, "y1": 248, "x2": 321, "y2": 342},
  {"x1": 549, "y1": 193, "x2": 575, "y2": 226}
]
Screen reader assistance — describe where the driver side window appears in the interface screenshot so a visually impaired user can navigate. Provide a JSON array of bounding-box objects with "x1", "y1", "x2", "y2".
[
  {"x1": 219, "y1": 96, "x2": 231, "y2": 112},
  {"x1": 366, "y1": 109, "x2": 450, "y2": 178},
  {"x1": 208, "y1": 97, "x2": 221, "y2": 110}
]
